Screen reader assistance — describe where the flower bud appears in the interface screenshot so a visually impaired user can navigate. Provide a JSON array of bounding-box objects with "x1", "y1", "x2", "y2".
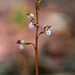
[
  {"x1": 27, "y1": 13, "x2": 35, "y2": 20},
  {"x1": 17, "y1": 40, "x2": 25, "y2": 44},
  {"x1": 44, "y1": 25, "x2": 51, "y2": 35},
  {"x1": 38, "y1": 0, "x2": 41, "y2": 4}
]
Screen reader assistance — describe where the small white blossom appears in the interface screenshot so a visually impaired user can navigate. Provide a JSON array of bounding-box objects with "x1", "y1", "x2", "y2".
[
  {"x1": 19, "y1": 44, "x2": 24, "y2": 49},
  {"x1": 29, "y1": 22, "x2": 34, "y2": 28},
  {"x1": 46, "y1": 29, "x2": 51, "y2": 35}
]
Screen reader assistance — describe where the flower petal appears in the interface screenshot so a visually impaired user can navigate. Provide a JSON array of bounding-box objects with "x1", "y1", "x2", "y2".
[
  {"x1": 30, "y1": 13, "x2": 34, "y2": 17},
  {"x1": 29, "y1": 22, "x2": 34, "y2": 28},
  {"x1": 46, "y1": 29, "x2": 51, "y2": 35},
  {"x1": 27, "y1": 16, "x2": 31, "y2": 19},
  {"x1": 21, "y1": 40, "x2": 25, "y2": 44},
  {"x1": 19, "y1": 44, "x2": 24, "y2": 49}
]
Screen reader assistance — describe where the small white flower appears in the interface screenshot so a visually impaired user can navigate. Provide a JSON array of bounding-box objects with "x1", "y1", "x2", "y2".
[
  {"x1": 46, "y1": 29, "x2": 51, "y2": 35},
  {"x1": 19, "y1": 44, "x2": 24, "y2": 49},
  {"x1": 29, "y1": 22, "x2": 34, "y2": 28}
]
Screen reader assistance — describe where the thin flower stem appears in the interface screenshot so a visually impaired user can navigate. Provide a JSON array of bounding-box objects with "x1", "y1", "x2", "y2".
[
  {"x1": 35, "y1": 0, "x2": 39, "y2": 75},
  {"x1": 32, "y1": 43, "x2": 36, "y2": 50}
]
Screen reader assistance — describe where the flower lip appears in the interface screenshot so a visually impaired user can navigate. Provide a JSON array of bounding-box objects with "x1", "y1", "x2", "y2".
[
  {"x1": 29, "y1": 22, "x2": 34, "y2": 28},
  {"x1": 46, "y1": 29, "x2": 51, "y2": 35},
  {"x1": 27, "y1": 16, "x2": 31, "y2": 20},
  {"x1": 19, "y1": 44, "x2": 24, "y2": 49}
]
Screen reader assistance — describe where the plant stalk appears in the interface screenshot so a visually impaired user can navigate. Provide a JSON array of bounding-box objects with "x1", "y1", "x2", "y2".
[{"x1": 35, "y1": 0, "x2": 39, "y2": 75}]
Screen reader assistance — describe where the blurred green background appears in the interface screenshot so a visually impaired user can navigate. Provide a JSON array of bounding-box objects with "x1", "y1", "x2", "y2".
[{"x1": 0, "y1": 0, "x2": 75, "y2": 75}]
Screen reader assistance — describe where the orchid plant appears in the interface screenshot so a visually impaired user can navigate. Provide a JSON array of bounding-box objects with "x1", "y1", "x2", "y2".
[{"x1": 17, "y1": 0, "x2": 51, "y2": 75}]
